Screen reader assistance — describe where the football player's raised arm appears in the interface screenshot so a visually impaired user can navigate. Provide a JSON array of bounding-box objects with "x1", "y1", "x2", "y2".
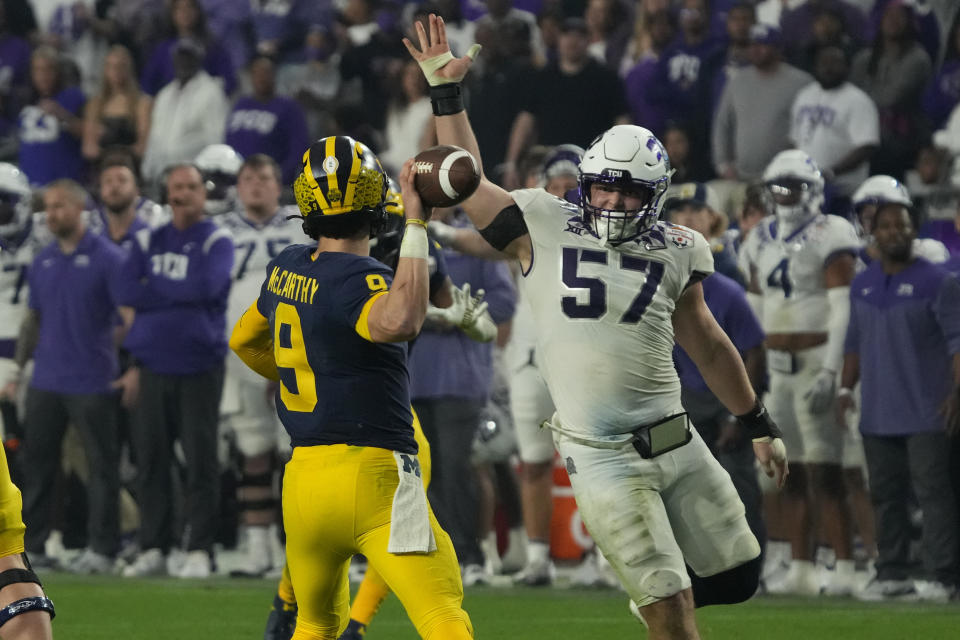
[
  {"x1": 364, "y1": 160, "x2": 431, "y2": 343},
  {"x1": 229, "y1": 301, "x2": 280, "y2": 381},
  {"x1": 404, "y1": 14, "x2": 532, "y2": 269}
]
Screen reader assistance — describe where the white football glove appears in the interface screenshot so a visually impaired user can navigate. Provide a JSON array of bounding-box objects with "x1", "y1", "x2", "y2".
[
  {"x1": 804, "y1": 368, "x2": 837, "y2": 414},
  {"x1": 426, "y1": 283, "x2": 496, "y2": 342}
]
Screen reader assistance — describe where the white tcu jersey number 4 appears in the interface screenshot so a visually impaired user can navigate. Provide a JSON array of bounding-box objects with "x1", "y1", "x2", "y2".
[
  {"x1": 510, "y1": 188, "x2": 714, "y2": 441},
  {"x1": 741, "y1": 214, "x2": 859, "y2": 333}
]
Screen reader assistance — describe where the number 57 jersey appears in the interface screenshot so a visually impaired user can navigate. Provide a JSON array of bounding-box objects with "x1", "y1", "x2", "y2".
[
  {"x1": 511, "y1": 188, "x2": 714, "y2": 444},
  {"x1": 738, "y1": 214, "x2": 859, "y2": 334}
]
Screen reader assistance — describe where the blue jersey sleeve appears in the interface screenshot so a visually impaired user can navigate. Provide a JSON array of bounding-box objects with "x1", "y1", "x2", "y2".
[{"x1": 338, "y1": 260, "x2": 395, "y2": 333}]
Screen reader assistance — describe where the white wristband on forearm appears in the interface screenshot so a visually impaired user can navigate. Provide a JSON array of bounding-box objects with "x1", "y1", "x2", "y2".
[{"x1": 400, "y1": 223, "x2": 429, "y2": 259}]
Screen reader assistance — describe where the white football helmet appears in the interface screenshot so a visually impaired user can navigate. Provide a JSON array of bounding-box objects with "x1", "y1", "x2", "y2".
[
  {"x1": 0, "y1": 163, "x2": 33, "y2": 239},
  {"x1": 851, "y1": 175, "x2": 912, "y2": 211},
  {"x1": 194, "y1": 143, "x2": 243, "y2": 215},
  {"x1": 762, "y1": 149, "x2": 824, "y2": 226},
  {"x1": 579, "y1": 125, "x2": 672, "y2": 245}
]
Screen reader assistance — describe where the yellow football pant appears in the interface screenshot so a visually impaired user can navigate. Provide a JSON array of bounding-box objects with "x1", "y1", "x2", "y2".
[
  {"x1": 0, "y1": 448, "x2": 25, "y2": 558},
  {"x1": 283, "y1": 443, "x2": 470, "y2": 640},
  {"x1": 277, "y1": 412, "x2": 435, "y2": 627}
]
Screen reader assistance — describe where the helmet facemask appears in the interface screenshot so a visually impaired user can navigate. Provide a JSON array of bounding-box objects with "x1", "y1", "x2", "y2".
[
  {"x1": 580, "y1": 172, "x2": 668, "y2": 245},
  {"x1": 764, "y1": 176, "x2": 822, "y2": 228}
]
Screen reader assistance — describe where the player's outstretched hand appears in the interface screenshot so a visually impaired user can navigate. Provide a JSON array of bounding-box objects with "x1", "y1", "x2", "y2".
[
  {"x1": 399, "y1": 158, "x2": 430, "y2": 222},
  {"x1": 402, "y1": 14, "x2": 480, "y2": 86},
  {"x1": 753, "y1": 438, "x2": 788, "y2": 489}
]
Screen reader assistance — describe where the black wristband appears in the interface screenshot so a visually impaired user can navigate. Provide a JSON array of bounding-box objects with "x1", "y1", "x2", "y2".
[
  {"x1": 736, "y1": 399, "x2": 782, "y2": 440},
  {"x1": 429, "y1": 83, "x2": 464, "y2": 116}
]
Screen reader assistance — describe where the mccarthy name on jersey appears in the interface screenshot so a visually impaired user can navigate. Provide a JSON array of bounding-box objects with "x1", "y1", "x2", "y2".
[
  {"x1": 219, "y1": 206, "x2": 302, "y2": 328},
  {"x1": 510, "y1": 188, "x2": 714, "y2": 444},
  {"x1": 739, "y1": 214, "x2": 859, "y2": 334}
]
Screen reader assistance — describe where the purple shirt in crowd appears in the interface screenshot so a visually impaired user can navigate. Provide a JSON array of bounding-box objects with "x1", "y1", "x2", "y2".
[
  {"x1": 29, "y1": 230, "x2": 123, "y2": 394},
  {"x1": 0, "y1": 35, "x2": 31, "y2": 136},
  {"x1": 225, "y1": 95, "x2": 309, "y2": 184},
  {"x1": 18, "y1": 87, "x2": 85, "y2": 186},
  {"x1": 251, "y1": 0, "x2": 319, "y2": 64},
  {"x1": 140, "y1": 38, "x2": 237, "y2": 96},
  {"x1": 201, "y1": 0, "x2": 253, "y2": 72},
  {"x1": 118, "y1": 219, "x2": 234, "y2": 375},
  {"x1": 651, "y1": 36, "x2": 725, "y2": 131},
  {"x1": 624, "y1": 55, "x2": 669, "y2": 137},
  {"x1": 408, "y1": 231, "x2": 516, "y2": 402},
  {"x1": 923, "y1": 59, "x2": 960, "y2": 129},
  {"x1": 674, "y1": 271, "x2": 764, "y2": 392},
  {"x1": 845, "y1": 258, "x2": 960, "y2": 436}
]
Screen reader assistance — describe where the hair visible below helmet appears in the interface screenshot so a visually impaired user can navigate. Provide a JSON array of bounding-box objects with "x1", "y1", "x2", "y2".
[
  {"x1": 294, "y1": 136, "x2": 388, "y2": 240},
  {"x1": 579, "y1": 125, "x2": 672, "y2": 245},
  {"x1": 194, "y1": 143, "x2": 243, "y2": 215},
  {"x1": 0, "y1": 163, "x2": 32, "y2": 239},
  {"x1": 761, "y1": 149, "x2": 824, "y2": 226}
]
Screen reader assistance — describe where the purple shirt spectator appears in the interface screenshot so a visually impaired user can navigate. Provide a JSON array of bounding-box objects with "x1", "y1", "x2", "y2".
[
  {"x1": 140, "y1": 38, "x2": 237, "y2": 96},
  {"x1": 0, "y1": 34, "x2": 30, "y2": 137},
  {"x1": 18, "y1": 87, "x2": 86, "y2": 186},
  {"x1": 781, "y1": 0, "x2": 868, "y2": 57},
  {"x1": 625, "y1": 55, "x2": 668, "y2": 137},
  {"x1": 118, "y1": 219, "x2": 234, "y2": 375},
  {"x1": 29, "y1": 230, "x2": 123, "y2": 394},
  {"x1": 409, "y1": 225, "x2": 516, "y2": 401},
  {"x1": 201, "y1": 0, "x2": 253, "y2": 72},
  {"x1": 251, "y1": 0, "x2": 319, "y2": 64},
  {"x1": 923, "y1": 58, "x2": 960, "y2": 130},
  {"x1": 226, "y1": 95, "x2": 309, "y2": 185},
  {"x1": 674, "y1": 271, "x2": 764, "y2": 392},
  {"x1": 845, "y1": 258, "x2": 960, "y2": 436}
]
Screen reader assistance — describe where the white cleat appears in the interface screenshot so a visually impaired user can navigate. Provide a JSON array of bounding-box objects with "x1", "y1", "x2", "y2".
[
  {"x1": 66, "y1": 549, "x2": 115, "y2": 575},
  {"x1": 512, "y1": 559, "x2": 553, "y2": 586},
  {"x1": 462, "y1": 563, "x2": 490, "y2": 587},
  {"x1": 914, "y1": 580, "x2": 956, "y2": 603},
  {"x1": 856, "y1": 577, "x2": 917, "y2": 601},
  {"x1": 122, "y1": 548, "x2": 166, "y2": 577},
  {"x1": 175, "y1": 550, "x2": 212, "y2": 579},
  {"x1": 766, "y1": 560, "x2": 820, "y2": 596}
]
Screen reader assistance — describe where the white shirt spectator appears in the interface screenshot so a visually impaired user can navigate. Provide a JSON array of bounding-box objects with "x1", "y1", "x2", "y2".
[
  {"x1": 933, "y1": 102, "x2": 960, "y2": 155},
  {"x1": 790, "y1": 81, "x2": 879, "y2": 196},
  {"x1": 141, "y1": 71, "x2": 229, "y2": 183}
]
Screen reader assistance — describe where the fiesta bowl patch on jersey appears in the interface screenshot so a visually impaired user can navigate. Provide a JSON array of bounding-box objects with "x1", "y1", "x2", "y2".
[{"x1": 665, "y1": 224, "x2": 694, "y2": 249}]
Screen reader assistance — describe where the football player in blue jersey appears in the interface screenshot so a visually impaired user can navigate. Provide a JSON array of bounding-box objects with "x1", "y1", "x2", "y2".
[{"x1": 231, "y1": 137, "x2": 473, "y2": 640}]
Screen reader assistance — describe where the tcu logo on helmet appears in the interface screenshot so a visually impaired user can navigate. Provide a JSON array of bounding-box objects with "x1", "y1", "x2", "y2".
[{"x1": 646, "y1": 137, "x2": 664, "y2": 162}]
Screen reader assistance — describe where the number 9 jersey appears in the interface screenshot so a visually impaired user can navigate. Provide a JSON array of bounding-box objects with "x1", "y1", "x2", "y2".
[
  {"x1": 738, "y1": 213, "x2": 860, "y2": 333},
  {"x1": 251, "y1": 244, "x2": 417, "y2": 454},
  {"x1": 511, "y1": 188, "x2": 714, "y2": 444}
]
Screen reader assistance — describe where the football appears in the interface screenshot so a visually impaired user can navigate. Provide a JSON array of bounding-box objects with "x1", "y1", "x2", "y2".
[{"x1": 412, "y1": 145, "x2": 481, "y2": 208}]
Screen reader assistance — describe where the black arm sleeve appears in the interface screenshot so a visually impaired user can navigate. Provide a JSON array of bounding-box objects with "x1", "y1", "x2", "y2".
[{"x1": 478, "y1": 204, "x2": 529, "y2": 252}]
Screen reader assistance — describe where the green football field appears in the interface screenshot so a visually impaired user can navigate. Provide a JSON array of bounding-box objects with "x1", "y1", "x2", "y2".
[{"x1": 41, "y1": 573, "x2": 960, "y2": 639}]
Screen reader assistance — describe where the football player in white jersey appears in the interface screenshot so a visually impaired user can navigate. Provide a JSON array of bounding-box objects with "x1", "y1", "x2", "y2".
[
  {"x1": 739, "y1": 149, "x2": 860, "y2": 596},
  {"x1": 195, "y1": 143, "x2": 243, "y2": 216},
  {"x1": 851, "y1": 175, "x2": 949, "y2": 265},
  {"x1": 407, "y1": 17, "x2": 787, "y2": 639},
  {"x1": 0, "y1": 164, "x2": 35, "y2": 440},
  {"x1": 219, "y1": 154, "x2": 301, "y2": 576}
]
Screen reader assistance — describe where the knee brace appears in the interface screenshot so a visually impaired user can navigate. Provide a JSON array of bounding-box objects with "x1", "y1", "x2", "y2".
[
  {"x1": 688, "y1": 555, "x2": 761, "y2": 608},
  {"x1": 0, "y1": 556, "x2": 56, "y2": 628}
]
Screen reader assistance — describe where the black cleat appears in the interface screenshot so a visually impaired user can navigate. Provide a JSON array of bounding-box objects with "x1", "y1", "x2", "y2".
[{"x1": 264, "y1": 594, "x2": 297, "y2": 640}]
